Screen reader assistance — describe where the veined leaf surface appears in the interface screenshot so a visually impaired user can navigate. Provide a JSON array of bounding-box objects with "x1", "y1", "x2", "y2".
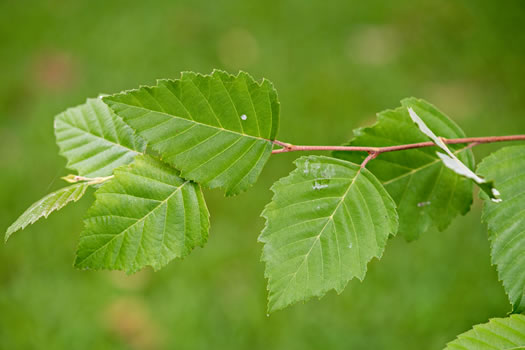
[
  {"x1": 55, "y1": 98, "x2": 146, "y2": 177},
  {"x1": 444, "y1": 314, "x2": 525, "y2": 350},
  {"x1": 478, "y1": 145, "x2": 525, "y2": 313},
  {"x1": 334, "y1": 98, "x2": 474, "y2": 241},
  {"x1": 260, "y1": 156, "x2": 398, "y2": 312},
  {"x1": 75, "y1": 155, "x2": 209, "y2": 273},
  {"x1": 6, "y1": 183, "x2": 89, "y2": 241},
  {"x1": 103, "y1": 70, "x2": 280, "y2": 196}
]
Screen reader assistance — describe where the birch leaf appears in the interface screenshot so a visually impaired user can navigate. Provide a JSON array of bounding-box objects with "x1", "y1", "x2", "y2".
[
  {"x1": 103, "y1": 70, "x2": 280, "y2": 196},
  {"x1": 260, "y1": 156, "x2": 398, "y2": 312}
]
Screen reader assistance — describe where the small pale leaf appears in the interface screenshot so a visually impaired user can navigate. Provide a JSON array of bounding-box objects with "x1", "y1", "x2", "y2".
[
  {"x1": 6, "y1": 183, "x2": 89, "y2": 241},
  {"x1": 103, "y1": 70, "x2": 280, "y2": 196},
  {"x1": 74, "y1": 155, "x2": 210, "y2": 273},
  {"x1": 260, "y1": 156, "x2": 398, "y2": 312},
  {"x1": 444, "y1": 314, "x2": 525, "y2": 350},
  {"x1": 55, "y1": 98, "x2": 146, "y2": 177},
  {"x1": 478, "y1": 145, "x2": 525, "y2": 313},
  {"x1": 334, "y1": 98, "x2": 474, "y2": 241},
  {"x1": 408, "y1": 107, "x2": 499, "y2": 200}
]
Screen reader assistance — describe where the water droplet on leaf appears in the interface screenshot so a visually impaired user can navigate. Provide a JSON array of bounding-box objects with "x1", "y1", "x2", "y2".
[
  {"x1": 312, "y1": 181, "x2": 328, "y2": 190},
  {"x1": 303, "y1": 159, "x2": 309, "y2": 174},
  {"x1": 321, "y1": 165, "x2": 335, "y2": 179}
]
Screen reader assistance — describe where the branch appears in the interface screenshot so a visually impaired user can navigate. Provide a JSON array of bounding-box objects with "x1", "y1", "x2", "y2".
[
  {"x1": 271, "y1": 135, "x2": 525, "y2": 155},
  {"x1": 360, "y1": 151, "x2": 378, "y2": 168}
]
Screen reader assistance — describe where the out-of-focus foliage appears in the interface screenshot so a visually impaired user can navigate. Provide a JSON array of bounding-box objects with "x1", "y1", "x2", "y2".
[{"x1": 1, "y1": 0, "x2": 524, "y2": 349}]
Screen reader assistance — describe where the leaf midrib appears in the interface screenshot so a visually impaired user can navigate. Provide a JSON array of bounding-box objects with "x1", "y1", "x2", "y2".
[
  {"x1": 109, "y1": 101, "x2": 273, "y2": 144},
  {"x1": 281, "y1": 166, "x2": 364, "y2": 292}
]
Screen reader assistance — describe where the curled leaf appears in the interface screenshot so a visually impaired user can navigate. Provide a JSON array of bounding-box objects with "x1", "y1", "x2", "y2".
[{"x1": 408, "y1": 107, "x2": 500, "y2": 201}]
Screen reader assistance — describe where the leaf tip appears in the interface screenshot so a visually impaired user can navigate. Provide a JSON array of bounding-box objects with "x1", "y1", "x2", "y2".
[{"x1": 4, "y1": 229, "x2": 14, "y2": 243}]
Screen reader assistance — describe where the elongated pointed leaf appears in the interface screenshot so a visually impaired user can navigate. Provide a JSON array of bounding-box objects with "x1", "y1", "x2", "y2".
[
  {"x1": 334, "y1": 98, "x2": 474, "y2": 241},
  {"x1": 75, "y1": 155, "x2": 209, "y2": 273},
  {"x1": 408, "y1": 107, "x2": 500, "y2": 201},
  {"x1": 260, "y1": 156, "x2": 398, "y2": 312},
  {"x1": 55, "y1": 98, "x2": 146, "y2": 177},
  {"x1": 6, "y1": 183, "x2": 89, "y2": 241},
  {"x1": 444, "y1": 314, "x2": 525, "y2": 350},
  {"x1": 477, "y1": 145, "x2": 525, "y2": 313},
  {"x1": 103, "y1": 70, "x2": 280, "y2": 196}
]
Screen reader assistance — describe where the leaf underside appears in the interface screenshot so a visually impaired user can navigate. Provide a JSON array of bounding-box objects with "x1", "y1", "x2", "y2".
[
  {"x1": 478, "y1": 145, "x2": 525, "y2": 313},
  {"x1": 55, "y1": 97, "x2": 146, "y2": 177},
  {"x1": 260, "y1": 156, "x2": 398, "y2": 312},
  {"x1": 103, "y1": 70, "x2": 280, "y2": 196},
  {"x1": 444, "y1": 314, "x2": 525, "y2": 350},
  {"x1": 334, "y1": 98, "x2": 474, "y2": 241},
  {"x1": 74, "y1": 155, "x2": 209, "y2": 273},
  {"x1": 6, "y1": 183, "x2": 89, "y2": 241}
]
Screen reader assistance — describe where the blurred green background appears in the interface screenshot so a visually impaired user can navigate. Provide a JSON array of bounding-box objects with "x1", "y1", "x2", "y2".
[{"x1": 1, "y1": 1, "x2": 524, "y2": 349}]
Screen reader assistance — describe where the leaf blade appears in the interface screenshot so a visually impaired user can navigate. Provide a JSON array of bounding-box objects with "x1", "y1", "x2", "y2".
[
  {"x1": 55, "y1": 98, "x2": 146, "y2": 177},
  {"x1": 260, "y1": 156, "x2": 398, "y2": 312},
  {"x1": 6, "y1": 183, "x2": 89, "y2": 241},
  {"x1": 103, "y1": 70, "x2": 280, "y2": 195},
  {"x1": 334, "y1": 98, "x2": 474, "y2": 241},
  {"x1": 444, "y1": 314, "x2": 525, "y2": 350},
  {"x1": 74, "y1": 155, "x2": 210, "y2": 273},
  {"x1": 477, "y1": 145, "x2": 525, "y2": 313}
]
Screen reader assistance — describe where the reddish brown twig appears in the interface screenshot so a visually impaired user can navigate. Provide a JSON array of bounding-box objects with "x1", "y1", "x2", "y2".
[{"x1": 271, "y1": 135, "x2": 525, "y2": 155}]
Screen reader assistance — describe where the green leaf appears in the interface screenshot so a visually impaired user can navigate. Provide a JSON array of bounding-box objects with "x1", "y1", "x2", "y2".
[
  {"x1": 103, "y1": 70, "x2": 280, "y2": 196},
  {"x1": 408, "y1": 107, "x2": 500, "y2": 201},
  {"x1": 444, "y1": 314, "x2": 525, "y2": 350},
  {"x1": 55, "y1": 97, "x2": 146, "y2": 177},
  {"x1": 477, "y1": 145, "x2": 525, "y2": 313},
  {"x1": 6, "y1": 183, "x2": 89, "y2": 241},
  {"x1": 260, "y1": 156, "x2": 398, "y2": 312},
  {"x1": 74, "y1": 155, "x2": 209, "y2": 273},
  {"x1": 334, "y1": 98, "x2": 474, "y2": 241}
]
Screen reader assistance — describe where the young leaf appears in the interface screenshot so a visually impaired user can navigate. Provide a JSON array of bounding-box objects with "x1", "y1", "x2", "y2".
[
  {"x1": 103, "y1": 70, "x2": 280, "y2": 196},
  {"x1": 408, "y1": 107, "x2": 500, "y2": 201},
  {"x1": 334, "y1": 98, "x2": 474, "y2": 241},
  {"x1": 74, "y1": 155, "x2": 209, "y2": 273},
  {"x1": 444, "y1": 314, "x2": 525, "y2": 350},
  {"x1": 6, "y1": 183, "x2": 89, "y2": 241},
  {"x1": 260, "y1": 156, "x2": 398, "y2": 312},
  {"x1": 55, "y1": 98, "x2": 146, "y2": 177},
  {"x1": 477, "y1": 145, "x2": 525, "y2": 313}
]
